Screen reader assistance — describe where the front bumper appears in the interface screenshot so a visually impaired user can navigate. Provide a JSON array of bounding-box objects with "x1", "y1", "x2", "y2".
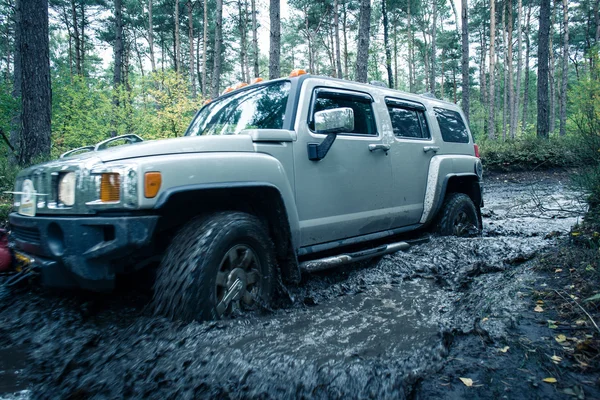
[{"x1": 8, "y1": 213, "x2": 159, "y2": 290}]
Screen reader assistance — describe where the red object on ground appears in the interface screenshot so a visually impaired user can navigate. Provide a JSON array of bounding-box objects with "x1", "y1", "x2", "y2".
[{"x1": 0, "y1": 229, "x2": 12, "y2": 272}]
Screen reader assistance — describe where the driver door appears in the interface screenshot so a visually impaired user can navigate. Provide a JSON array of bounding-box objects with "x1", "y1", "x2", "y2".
[{"x1": 293, "y1": 82, "x2": 395, "y2": 248}]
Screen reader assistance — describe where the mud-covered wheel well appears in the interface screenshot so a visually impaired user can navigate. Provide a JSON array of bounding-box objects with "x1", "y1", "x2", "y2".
[
  {"x1": 154, "y1": 186, "x2": 300, "y2": 284},
  {"x1": 445, "y1": 175, "x2": 482, "y2": 207}
]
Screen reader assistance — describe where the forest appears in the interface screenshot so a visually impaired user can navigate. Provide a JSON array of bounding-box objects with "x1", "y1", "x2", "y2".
[{"x1": 0, "y1": 0, "x2": 600, "y2": 201}]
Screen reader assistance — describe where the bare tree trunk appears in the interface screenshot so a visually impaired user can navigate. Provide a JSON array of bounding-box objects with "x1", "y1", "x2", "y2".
[
  {"x1": 238, "y1": 0, "x2": 247, "y2": 82},
  {"x1": 355, "y1": 0, "x2": 371, "y2": 83},
  {"x1": 549, "y1": 4, "x2": 556, "y2": 134},
  {"x1": 148, "y1": 0, "x2": 156, "y2": 73},
  {"x1": 10, "y1": 0, "x2": 22, "y2": 158},
  {"x1": 71, "y1": 0, "x2": 81, "y2": 75},
  {"x1": 17, "y1": 0, "x2": 51, "y2": 164},
  {"x1": 210, "y1": 0, "x2": 223, "y2": 98},
  {"x1": 430, "y1": 0, "x2": 437, "y2": 93},
  {"x1": 480, "y1": 28, "x2": 487, "y2": 110},
  {"x1": 244, "y1": 0, "x2": 250, "y2": 81},
  {"x1": 522, "y1": 2, "x2": 531, "y2": 129},
  {"x1": 269, "y1": 0, "x2": 280, "y2": 79},
  {"x1": 461, "y1": 0, "x2": 469, "y2": 121},
  {"x1": 114, "y1": 0, "x2": 123, "y2": 88},
  {"x1": 342, "y1": 0, "x2": 349, "y2": 79},
  {"x1": 202, "y1": 0, "x2": 208, "y2": 95},
  {"x1": 488, "y1": 0, "x2": 496, "y2": 139},
  {"x1": 537, "y1": 0, "x2": 551, "y2": 138},
  {"x1": 502, "y1": 1, "x2": 507, "y2": 140},
  {"x1": 188, "y1": 1, "x2": 197, "y2": 97},
  {"x1": 595, "y1": 0, "x2": 600, "y2": 44},
  {"x1": 514, "y1": 0, "x2": 522, "y2": 134},
  {"x1": 251, "y1": 0, "x2": 259, "y2": 77},
  {"x1": 333, "y1": 0, "x2": 343, "y2": 78},
  {"x1": 507, "y1": 0, "x2": 515, "y2": 138},
  {"x1": 175, "y1": 0, "x2": 180, "y2": 72},
  {"x1": 559, "y1": 0, "x2": 568, "y2": 136},
  {"x1": 393, "y1": 18, "x2": 398, "y2": 89},
  {"x1": 382, "y1": 0, "x2": 393, "y2": 88},
  {"x1": 408, "y1": 0, "x2": 414, "y2": 92}
]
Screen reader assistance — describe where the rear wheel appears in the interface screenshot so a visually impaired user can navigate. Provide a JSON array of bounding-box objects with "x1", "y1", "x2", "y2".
[
  {"x1": 153, "y1": 212, "x2": 275, "y2": 321},
  {"x1": 435, "y1": 193, "x2": 480, "y2": 236}
]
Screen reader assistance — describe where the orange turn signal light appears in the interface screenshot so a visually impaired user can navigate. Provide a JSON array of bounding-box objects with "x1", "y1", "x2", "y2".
[
  {"x1": 100, "y1": 173, "x2": 120, "y2": 202},
  {"x1": 234, "y1": 82, "x2": 249, "y2": 89},
  {"x1": 250, "y1": 77, "x2": 263, "y2": 84},
  {"x1": 203, "y1": 99, "x2": 211, "y2": 105},
  {"x1": 289, "y1": 69, "x2": 307, "y2": 77},
  {"x1": 222, "y1": 87, "x2": 234, "y2": 95},
  {"x1": 144, "y1": 172, "x2": 162, "y2": 198}
]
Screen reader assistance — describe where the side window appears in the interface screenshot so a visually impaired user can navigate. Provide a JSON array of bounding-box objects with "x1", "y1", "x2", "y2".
[
  {"x1": 434, "y1": 108, "x2": 470, "y2": 143},
  {"x1": 387, "y1": 104, "x2": 430, "y2": 139},
  {"x1": 309, "y1": 90, "x2": 377, "y2": 135}
]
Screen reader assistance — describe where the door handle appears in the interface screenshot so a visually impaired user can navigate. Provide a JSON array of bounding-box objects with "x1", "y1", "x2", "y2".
[
  {"x1": 368, "y1": 143, "x2": 391, "y2": 152},
  {"x1": 423, "y1": 146, "x2": 440, "y2": 153}
]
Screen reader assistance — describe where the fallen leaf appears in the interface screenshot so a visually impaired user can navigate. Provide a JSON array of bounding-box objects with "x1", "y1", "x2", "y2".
[
  {"x1": 584, "y1": 293, "x2": 600, "y2": 302},
  {"x1": 499, "y1": 346, "x2": 510, "y2": 353},
  {"x1": 536, "y1": 300, "x2": 545, "y2": 305},
  {"x1": 534, "y1": 305, "x2": 544, "y2": 312},
  {"x1": 571, "y1": 232, "x2": 580, "y2": 236},
  {"x1": 575, "y1": 320, "x2": 586, "y2": 326},
  {"x1": 548, "y1": 323, "x2": 558, "y2": 329},
  {"x1": 551, "y1": 355, "x2": 562, "y2": 363},
  {"x1": 555, "y1": 268, "x2": 563, "y2": 273},
  {"x1": 555, "y1": 334, "x2": 567, "y2": 343},
  {"x1": 481, "y1": 317, "x2": 489, "y2": 322},
  {"x1": 459, "y1": 377, "x2": 473, "y2": 387},
  {"x1": 543, "y1": 377, "x2": 557, "y2": 383}
]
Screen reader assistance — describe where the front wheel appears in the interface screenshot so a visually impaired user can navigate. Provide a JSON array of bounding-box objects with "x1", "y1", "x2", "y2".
[
  {"x1": 153, "y1": 212, "x2": 276, "y2": 321},
  {"x1": 435, "y1": 193, "x2": 481, "y2": 236}
]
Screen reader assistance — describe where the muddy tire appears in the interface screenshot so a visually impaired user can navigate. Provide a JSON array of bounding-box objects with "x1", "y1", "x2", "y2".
[
  {"x1": 435, "y1": 193, "x2": 480, "y2": 236},
  {"x1": 153, "y1": 212, "x2": 275, "y2": 322}
]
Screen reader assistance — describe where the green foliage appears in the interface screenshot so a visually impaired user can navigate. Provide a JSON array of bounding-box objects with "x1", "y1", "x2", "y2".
[
  {"x1": 0, "y1": 156, "x2": 20, "y2": 225},
  {"x1": 479, "y1": 134, "x2": 578, "y2": 172}
]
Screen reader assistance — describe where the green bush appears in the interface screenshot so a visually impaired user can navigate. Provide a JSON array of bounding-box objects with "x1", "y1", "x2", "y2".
[{"x1": 0, "y1": 155, "x2": 20, "y2": 225}]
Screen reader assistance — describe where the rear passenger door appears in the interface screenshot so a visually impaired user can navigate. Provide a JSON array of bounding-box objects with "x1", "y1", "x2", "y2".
[{"x1": 385, "y1": 98, "x2": 436, "y2": 226}]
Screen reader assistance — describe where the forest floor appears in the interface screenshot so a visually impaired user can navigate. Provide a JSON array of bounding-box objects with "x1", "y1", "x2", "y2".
[{"x1": 0, "y1": 170, "x2": 599, "y2": 400}]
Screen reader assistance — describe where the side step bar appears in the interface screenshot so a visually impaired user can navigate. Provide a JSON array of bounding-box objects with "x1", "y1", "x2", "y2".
[{"x1": 299, "y1": 238, "x2": 427, "y2": 273}]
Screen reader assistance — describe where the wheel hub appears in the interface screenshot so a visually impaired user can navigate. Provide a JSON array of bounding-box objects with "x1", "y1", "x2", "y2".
[{"x1": 215, "y1": 245, "x2": 261, "y2": 317}]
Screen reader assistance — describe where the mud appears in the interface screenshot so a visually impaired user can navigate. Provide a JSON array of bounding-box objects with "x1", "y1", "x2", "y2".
[{"x1": 0, "y1": 170, "x2": 598, "y2": 399}]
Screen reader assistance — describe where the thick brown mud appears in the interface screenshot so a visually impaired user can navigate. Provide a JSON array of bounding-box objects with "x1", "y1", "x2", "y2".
[{"x1": 0, "y1": 171, "x2": 598, "y2": 399}]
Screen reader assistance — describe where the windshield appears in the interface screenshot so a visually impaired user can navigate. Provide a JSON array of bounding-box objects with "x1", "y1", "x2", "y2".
[{"x1": 186, "y1": 81, "x2": 291, "y2": 136}]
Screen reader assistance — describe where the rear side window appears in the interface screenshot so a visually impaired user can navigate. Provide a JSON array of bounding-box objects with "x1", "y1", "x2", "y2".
[
  {"x1": 387, "y1": 104, "x2": 430, "y2": 139},
  {"x1": 434, "y1": 108, "x2": 470, "y2": 143},
  {"x1": 309, "y1": 90, "x2": 377, "y2": 135}
]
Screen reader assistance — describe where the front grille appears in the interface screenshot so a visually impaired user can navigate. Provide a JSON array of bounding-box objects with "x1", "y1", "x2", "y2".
[{"x1": 12, "y1": 225, "x2": 42, "y2": 245}]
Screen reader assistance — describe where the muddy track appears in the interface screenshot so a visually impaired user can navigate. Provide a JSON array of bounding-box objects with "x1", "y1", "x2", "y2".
[{"x1": 0, "y1": 171, "x2": 597, "y2": 399}]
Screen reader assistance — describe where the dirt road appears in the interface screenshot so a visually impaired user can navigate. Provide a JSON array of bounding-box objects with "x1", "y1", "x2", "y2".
[{"x1": 1, "y1": 171, "x2": 597, "y2": 399}]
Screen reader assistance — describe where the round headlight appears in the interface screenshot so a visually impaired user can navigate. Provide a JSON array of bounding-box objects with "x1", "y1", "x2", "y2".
[{"x1": 58, "y1": 172, "x2": 76, "y2": 206}]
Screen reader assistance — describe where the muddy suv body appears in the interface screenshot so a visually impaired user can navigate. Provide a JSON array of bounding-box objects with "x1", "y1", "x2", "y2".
[{"x1": 9, "y1": 74, "x2": 483, "y2": 320}]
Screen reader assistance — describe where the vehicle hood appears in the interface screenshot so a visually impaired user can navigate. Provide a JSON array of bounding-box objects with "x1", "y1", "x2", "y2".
[{"x1": 62, "y1": 135, "x2": 257, "y2": 163}]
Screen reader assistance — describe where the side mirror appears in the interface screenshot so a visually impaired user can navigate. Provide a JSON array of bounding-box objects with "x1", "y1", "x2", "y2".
[
  {"x1": 307, "y1": 107, "x2": 354, "y2": 161},
  {"x1": 314, "y1": 107, "x2": 354, "y2": 134}
]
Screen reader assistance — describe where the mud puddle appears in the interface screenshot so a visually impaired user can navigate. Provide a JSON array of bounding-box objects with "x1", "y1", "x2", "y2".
[{"x1": 0, "y1": 171, "x2": 594, "y2": 399}]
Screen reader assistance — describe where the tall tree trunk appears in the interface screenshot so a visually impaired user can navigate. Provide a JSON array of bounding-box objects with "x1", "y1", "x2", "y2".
[
  {"x1": 269, "y1": 0, "x2": 280, "y2": 79},
  {"x1": 80, "y1": 3, "x2": 85, "y2": 75},
  {"x1": 393, "y1": 18, "x2": 398, "y2": 89},
  {"x1": 522, "y1": 2, "x2": 531, "y2": 129},
  {"x1": 407, "y1": 0, "x2": 414, "y2": 92},
  {"x1": 537, "y1": 0, "x2": 551, "y2": 138},
  {"x1": 461, "y1": 0, "x2": 469, "y2": 121},
  {"x1": 488, "y1": 0, "x2": 496, "y2": 139},
  {"x1": 188, "y1": 1, "x2": 196, "y2": 97},
  {"x1": 333, "y1": 0, "x2": 343, "y2": 78},
  {"x1": 559, "y1": 0, "x2": 568, "y2": 136},
  {"x1": 502, "y1": 1, "x2": 507, "y2": 140},
  {"x1": 71, "y1": 0, "x2": 81, "y2": 75},
  {"x1": 355, "y1": 0, "x2": 371, "y2": 83},
  {"x1": 251, "y1": 0, "x2": 259, "y2": 77},
  {"x1": 382, "y1": 0, "x2": 393, "y2": 88},
  {"x1": 507, "y1": 0, "x2": 515, "y2": 138},
  {"x1": 148, "y1": 0, "x2": 156, "y2": 73},
  {"x1": 549, "y1": 4, "x2": 556, "y2": 134},
  {"x1": 479, "y1": 28, "x2": 487, "y2": 110},
  {"x1": 18, "y1": 0, "x2": 51, "y2": 164},
  {"x1": 175, "y1": 0, "x2": 180, "y2": 72},
  {"x1": 202, "y1": 0, "x2": 208, "y2": 95},
  {"x1": 430, "y1": 0, "x2": 437, "y2": 93},
  {"x1": 112, "y1": 0, "x2": 124, "y2": 137},
  {"x1": 595, "y1": 0, "x2": 600, "y2": 44},
  {"x1": 211, "y1": 0, "x2": 223, "y2": 98},
  {"x1": 244, "y1": 0, "x2": 251, "y2": 81},
  {"x1": 514, "y1": 0, "x2": 522, "y2": 134},
  {"x1": 238, "y1": 0, "x2": 247, "y2": 82},
  {"x1": 342, "y1": 0, "x2": 349, "y2": 79},
  {"x1": 10, "y1": 0, "x2": 22, "y2": 158}
]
